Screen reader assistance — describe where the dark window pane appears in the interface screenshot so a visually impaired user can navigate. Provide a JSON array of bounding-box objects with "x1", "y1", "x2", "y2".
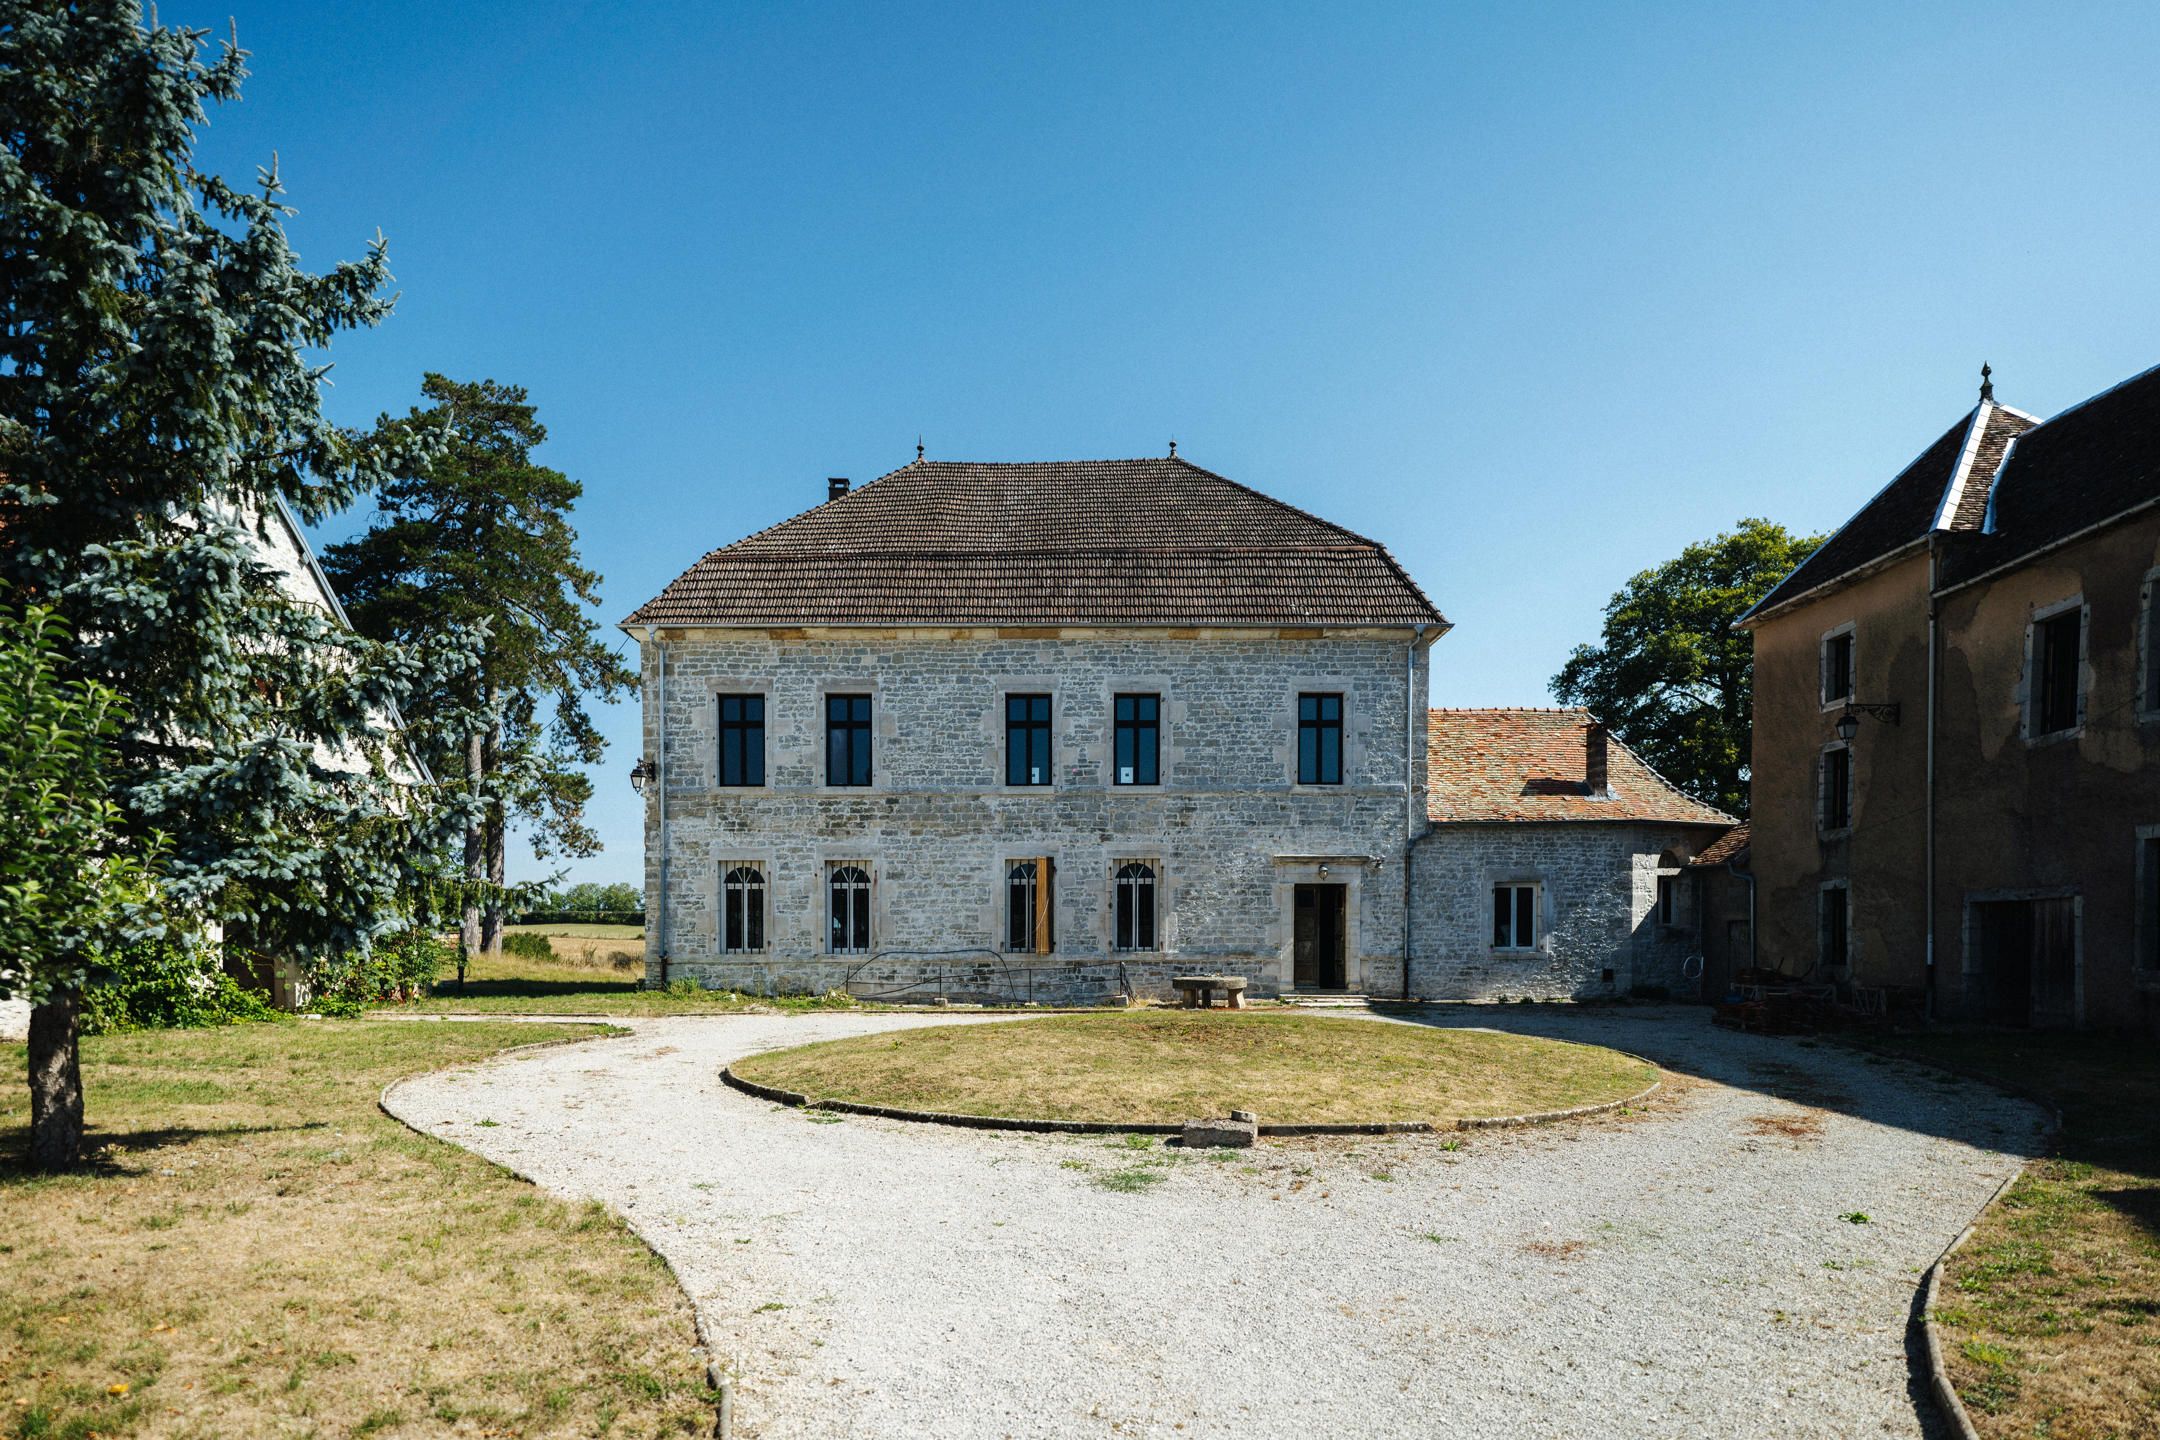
[
  {"x1": 1298, "y1": 692, "x2": 1344, "y2": 784},
  {"x1": 1516, "y1": 887, "x2": 1534, "y2": 946},
  {"x1": 2039, "y1": 612, "x2": 2081, "y2": 733},
  {"x1": 1493, "y1": 888, "x2": 1511, "y2": 947}
]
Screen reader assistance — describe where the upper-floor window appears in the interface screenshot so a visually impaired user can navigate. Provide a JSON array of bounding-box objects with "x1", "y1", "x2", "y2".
[
  {"x1": 1113, "y1": 861, "x2": 1157, "y2": 951},
  {"x1": 1492, "y1": 882, "x2": 1539, "y2": 950},
  {"x1": 1006, "y1": 859, "x2": 1053, "y2": 954},
  {"x1": 2032, "y1": 606, "x2": 2084, "y2": 736},
  {"x1": 828, "y1": 864, "x2": 871, "y2": 954},
  {"x1": 1297, "y1": 692, "x2": 1344, "y2": 785},
  {"x1": 722, "y1": 864, "x2": 766, "y2": 953},
  {"x1": 1820, "y1": 742, "x2": 1852, "y2": 831},
  {"x1": 1005, "y1": 694, "x2": 1052, "y2": 786},
  {"x1": 826, "y1": 694, "x2": 873, "y2": 786},
  {"x1": 1113, "y1": 693, "x2": 1160, "y2": 786},
  {"x1": 1821, "y1": 628, "x2": 1854, "y2": 706},
  {"x1": 718, "y1": 695, "x2": 765, "y2": 787}
]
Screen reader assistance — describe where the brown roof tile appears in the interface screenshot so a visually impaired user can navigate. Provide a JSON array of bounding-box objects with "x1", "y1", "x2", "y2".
[
  {"x1": 624, "y1": 457, "x2": 1445, "y2": 628},
  {"x1": 1425, "y1": 708, "x2": 1735, "y2": 826},
  {"x1": 1686, "y1": 823, "x2": 1750, "y2": 868}
]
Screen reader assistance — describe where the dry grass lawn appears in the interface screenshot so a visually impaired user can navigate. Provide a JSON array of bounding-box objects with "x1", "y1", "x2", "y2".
[
  {"x1": 732, "y1": 1011, "x2": 1656, "y2": 1125},
  {"x1": 0, "y1": 1019, "x2": 715, "y2": 1439},
  {"x1": 1866, "y1": 1030, "x2": 2160, "y2": 1439}
]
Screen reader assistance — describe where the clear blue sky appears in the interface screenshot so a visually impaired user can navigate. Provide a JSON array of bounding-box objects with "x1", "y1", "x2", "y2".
[{"x1": 197, "y1": 1, "x2": 2160, "y2": 888}]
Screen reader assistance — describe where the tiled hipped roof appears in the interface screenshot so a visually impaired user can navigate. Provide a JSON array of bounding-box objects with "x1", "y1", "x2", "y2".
[
  {"x1": 1747, "y1": 401, "x2": 2036, "y2": 618},
  {"x1": 1938, "y1": 362, "x2": 2160, "y2": 591},
  {"x1": 624, "y1": 458, "x2": 1445, "y2": 628},
  {"x1": 1425, "y1": 709, "x2": 1735, "y2": 826},
  {"x1": 1686, "y1": 823, "x2": 1750, "y2": 869}
]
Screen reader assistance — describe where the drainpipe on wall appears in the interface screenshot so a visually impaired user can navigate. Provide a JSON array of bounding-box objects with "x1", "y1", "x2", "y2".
[
  {"x1": 648, "y1": 625, "x2": 669, "y2": 988},
  {"x1": 1402, "y1": 624, "x2": 1426, "y2": 1002}
]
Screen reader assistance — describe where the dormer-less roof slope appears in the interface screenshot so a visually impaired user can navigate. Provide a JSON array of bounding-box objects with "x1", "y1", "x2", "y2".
[
  {"x1": 624, "y1": 457, "x2": 1446, "y2": 629},
  {"x1": 1425, "y1": 708, "x2": 1735, "y2": 826},
  {"x1": 1938, "y1": 361, "x2": 2160, "y2": 592},
  {"x1": 1744, "y1": 401, "x2": 2036, "y2": 623}
]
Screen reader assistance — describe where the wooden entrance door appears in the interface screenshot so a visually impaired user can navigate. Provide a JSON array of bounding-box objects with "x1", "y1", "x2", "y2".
[
  {"x1": 2030, "y1": 897, "x2": 2078, "y2": 1028},
  {"x1": 1293, "y1": 884, "x2": 1346, "y2": 989}
]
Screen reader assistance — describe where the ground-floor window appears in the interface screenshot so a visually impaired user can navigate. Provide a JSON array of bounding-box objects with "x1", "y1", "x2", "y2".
[
  {"x1": 1819, "y1": 883, "x2": 1849, "y2": 970},
  {"x1": 1006, "y1": 859, "x2": 1054, "y2": 954},
  {"x1": 1492, "y1": 883, "x2": 1538, "y2": 950},
  {"x1": 828, "y1": 864, "x2": 871, "y2": 955},
  {"x1": 722, "y1": 864, "x2": 766, "y2": 953},
  {"x1": 2140, "y1": 832, "x2": 2160, "y2": 972},
  {"x1": 1656, "y1": 874, "x2": 1678, "y2": 927},
  {"x1": 1114, "y1": 861, "x2": 1157, "y2": 951}
]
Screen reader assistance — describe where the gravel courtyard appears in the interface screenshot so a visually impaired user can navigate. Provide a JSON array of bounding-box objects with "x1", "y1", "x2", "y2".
[{"x1": 383, "y1": 1006, "x2": 2045, "y2": 1440}]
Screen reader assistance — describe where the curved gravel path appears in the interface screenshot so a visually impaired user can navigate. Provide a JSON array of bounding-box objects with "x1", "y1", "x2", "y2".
[{"x1": 383, "y1": 1006, "x2": 2043, "y2": 1440}]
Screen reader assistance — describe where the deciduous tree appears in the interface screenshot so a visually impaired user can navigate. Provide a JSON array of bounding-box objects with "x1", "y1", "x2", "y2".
[{"x1": 1552, "y1": 518, "x2": 1824, "y2": 817}]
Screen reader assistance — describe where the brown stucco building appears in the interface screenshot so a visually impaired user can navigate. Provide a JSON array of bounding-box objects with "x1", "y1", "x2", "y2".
[{"x1": 1741, "y1": 363, "x2": 2160, "y2": 1032}]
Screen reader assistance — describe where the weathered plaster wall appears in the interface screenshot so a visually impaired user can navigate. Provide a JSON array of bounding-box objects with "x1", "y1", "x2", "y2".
[
  {"x1": 634, "y1": 626, "x2": 1429, "y2": 1002},
  {"x1": 1748, "y1": 552, "x2": 1932, "y2": 989},
  {"x1": 1408, "y1": 822, "x2": 1720, "y2": 1000},
  {"x1": 1933, "y1": 514, "x2": 2160, "y2": 1029}
]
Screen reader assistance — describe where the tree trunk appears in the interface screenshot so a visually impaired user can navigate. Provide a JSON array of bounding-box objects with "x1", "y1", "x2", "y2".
[
  {"x1": 461, "y1": 726, "x2": 484, "y2": 960},
  {"x1": 28, "y1": 989, "x2": 85, "y2": 1171},
  {"x1": 480, "y1": 716, "x2": 504, "y2": 958}
]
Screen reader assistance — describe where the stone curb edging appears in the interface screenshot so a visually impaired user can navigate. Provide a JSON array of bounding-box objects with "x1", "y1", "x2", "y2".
[
  {"x1": 377, "y1": 1025, "x2": 735, "y2": 1440},
  {"x1": 1919, "y1": 1165, "x2": 2028, "y2": 1440},
  {"x1": 718, "y1": 1064, "x2": 1662, "y2": 1137}
]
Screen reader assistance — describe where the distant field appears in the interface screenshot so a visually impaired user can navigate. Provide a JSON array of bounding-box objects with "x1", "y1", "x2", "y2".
[{"x1": 504, "y1": 923, "x2": 644, "y2": 941}]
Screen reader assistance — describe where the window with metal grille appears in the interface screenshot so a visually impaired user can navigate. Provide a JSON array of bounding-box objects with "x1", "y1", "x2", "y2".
[
  {"x1": 1820, "y1": 885, "x2": 1849, "y2": 969},
  {"x1": 1005, "y1": 694, "x2": 1052, "y2": 786},
  {"x1": 1113, "y1": 693, "x2": 1159, "y2": 786},
  {"x1": 718, "y1": 695, "x2": 765, "y2": 787},
  {"x1": 2035, "y1": 609, "x2": 2082, "y2": 735},
  {"x1": 826, "y1": 694, "x2": 872, "y2": 786},
  {"x1": 1297, "y1": 693, "x2": 1343, "y2": 785},
  {"x1": 722, "y1": 865, "x2": 765, "y2": 953},
  {"x1": 1821, "y1": 631, "x2": 1853, "y2": 705},
  {"x1": 1820, "y1": 744, "x2": 1852, "y2": 830},
  {"x1": 1005, "y1": 859, "x2": 1054, "y2": 954},
  {"x1": 1492, "y1": 883, "x2": 1538, "y2": 950},
  {"x1": 1113, "y1": 861, "x2": 1157, "y2": 951},
  {"x1": 827, "y1": 865, "x2": 871, "y2": 954}
]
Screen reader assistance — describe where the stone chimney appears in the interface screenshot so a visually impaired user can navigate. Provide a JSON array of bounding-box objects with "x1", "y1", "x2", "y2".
[
  {"x1": 1585, "y1": 720, "x2": 1609, "y2": 797},
  {"x1": 827, "y1": 476, "x2": 850, "y2": 501}
]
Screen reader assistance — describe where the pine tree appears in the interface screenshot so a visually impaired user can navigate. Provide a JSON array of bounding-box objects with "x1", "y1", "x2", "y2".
[
  {"x1": 323, "y1": 376, "x2": 636, "y2": 957},
  {"x1": 0, "y1": 4, "x2": 476, "y2": 1164}
]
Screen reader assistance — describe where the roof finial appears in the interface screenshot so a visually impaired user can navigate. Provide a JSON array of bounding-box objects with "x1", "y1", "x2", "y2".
[
  {"x1": 1979, "y1": 362, "x2": 1994, "y2": 403},
  {"x1": 1168, "y1": 437, "x2": 1178, "y2": 458},
  {"x1": 916, "y1": 435, "x2": 925, "y2": 462}
]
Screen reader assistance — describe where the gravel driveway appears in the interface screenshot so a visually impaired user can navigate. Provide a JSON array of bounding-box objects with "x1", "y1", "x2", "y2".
[{"x1": 383, "y1": 1006, "x2": 2043, "y2": 1440}]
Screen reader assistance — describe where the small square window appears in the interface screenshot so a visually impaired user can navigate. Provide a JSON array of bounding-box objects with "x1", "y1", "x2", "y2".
[{"x1": 1492, "y1": 883, "x2": 1538, "y2": 950}]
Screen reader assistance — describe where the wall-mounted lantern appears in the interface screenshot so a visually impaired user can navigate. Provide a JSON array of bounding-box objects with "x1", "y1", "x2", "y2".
[
  {"x1": 629, "y1": 757, "x2": 656, "y2": 796},
  {"x1": 1834, "y1": 701, "x2": 1901, "y2": 743}
]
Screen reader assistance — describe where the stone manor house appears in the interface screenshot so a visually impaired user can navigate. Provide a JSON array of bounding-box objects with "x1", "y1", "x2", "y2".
[{"x1": 624, "y1": 456, "x2": 1734, "y2": 1004}]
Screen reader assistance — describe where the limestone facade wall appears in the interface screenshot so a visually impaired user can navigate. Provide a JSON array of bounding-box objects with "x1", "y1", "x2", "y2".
[
  {"x1": 636, "y1": 625, "x2": 1431, "y2": 1001},
  {"x1": 1408, "y1": 822, "x2": 1726, "y2": 1000}
]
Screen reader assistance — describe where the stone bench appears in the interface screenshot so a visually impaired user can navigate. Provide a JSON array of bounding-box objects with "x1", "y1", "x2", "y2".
[{"x1": 1171, "y1": 974, "x2": 1248, "y2": 1010}]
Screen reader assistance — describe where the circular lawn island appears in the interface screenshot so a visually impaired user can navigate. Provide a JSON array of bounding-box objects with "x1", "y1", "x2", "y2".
[{"x1": 729, "y1": 1010, "x2": 1656, "y2": 1129}]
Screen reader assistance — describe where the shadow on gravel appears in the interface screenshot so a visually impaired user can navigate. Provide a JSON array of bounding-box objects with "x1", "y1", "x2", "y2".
[{"x1": 1378, "y1": 1003, "x2": 2046, "y2": 1158}]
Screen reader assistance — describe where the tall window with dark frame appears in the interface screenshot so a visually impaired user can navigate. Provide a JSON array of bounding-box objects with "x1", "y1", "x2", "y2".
[
  {"x1": 827, "y1": 864, "x2": 871, "y2": 954},
  {"x1": 1821, "y1": 745, "x2": 1852, "y2": 830},
  {"x1": 1822, "y1": 631, "x2": 1854, "y2": 705},
  {"x1": 2035, "y1": 609, "x2": 2083, "y2": 735},
  {"x1": 717, "y1": 695, "x2": 766, "y2": 787},
  {"x1": 1656, "y1": 874, "x2": 1678, "y2": 927},
  {"x1": 1113, "y1": 693, "x2": 1160, "y2": 786},
  {"x1": 1492, "y1": 883, "x2": 1538, "y2": 950},
  {"x1": 2146, "y1": 587, "x2": 2160, "y2": 712},
  {"x1": 722, "y1": 865, "x2": 765, "y2": 953},
  {"x1": 1113, "y1": 861, "x2": 1157, "y2": 951},
  {"x1": 1297, "y1": 692, "x2": 1344, "y2": 785},
  {"x1": 1005, "y1": 859, "x2": 1054, "y2": 954},
  {"x1": 2145, "y1": 836, "x2": 2160, "y2": 972},
  {"x1": 1820, "y1": 887, "x2": 1850, "y2": 969},
  {"x1": 1005, "y1": 694, "x2": 1052, "y2": 786},
  {"x1": 825, "y1": 694, "x2": 872, "y2": 786}
]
